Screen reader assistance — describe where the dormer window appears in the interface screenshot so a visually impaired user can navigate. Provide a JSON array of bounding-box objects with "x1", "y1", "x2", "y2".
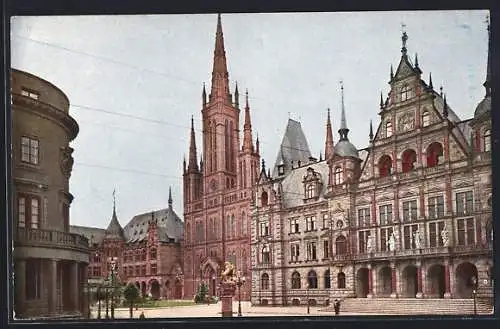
[
  {"x1": 305, "y1": 184, "x2": 315, "y2": 199},
  {"x1": 484, "y1": 129, "x2": 491, "y2": 152},
  {"x1": 385, "y1": 121, "x2": 393, "y2": 138},
  {"x1": 333, "y1": 167, "x2": 343, "y2": 185},
  {"x1": 303, "y1": 167, "x2": 322, "y2": 201},
  {"x1": 278, "y1": 164, "x2": 285, "y2": 176}
]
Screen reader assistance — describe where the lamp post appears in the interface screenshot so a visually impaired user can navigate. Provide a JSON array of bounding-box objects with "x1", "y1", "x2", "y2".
[
  {"x1": 97, "y1": 285, "x2": 102, "y2": 319},
  {"x1": 108, "y1": 257, "x2": 118, "y2": 320},
  {"x1": 105, "y1": 282, "x2": 109, "y2": 319},
  {"x1": 471, "y1": 276, "x2": 478, "y2": 315},
  {"x1": 236, "y1": 271, "x2": 246, "y2": 317},
  {"x1": 306, "y1": 282, "x2": 310, "y2": 315}
]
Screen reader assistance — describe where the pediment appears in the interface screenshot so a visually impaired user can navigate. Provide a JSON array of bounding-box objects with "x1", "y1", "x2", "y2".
[
  {"x1": 394, "y1": 57, "x2": 416, "y2": 81},
  {"x1": 453, "y1": 181, "x2": 474, "y2": 189},
  {"x1": 427, "y1": 186, "x2": 443, "y2": 193},
  {"x1": 377, "y1": 195, "x2": 393, "y2": 202},
  {"x1": 399, "y1": 190, "x2": 417, "y2": 198}
]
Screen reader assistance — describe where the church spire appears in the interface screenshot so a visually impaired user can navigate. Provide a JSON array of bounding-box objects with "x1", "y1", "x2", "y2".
[
  {"x1": 428, "y1": 72, "x2": 433, "y2": 90},
  {"x1": 168, "y1": 186, "x2": 173, "y2": 209},
  {"x1": 369, "y1": 120, "x2": 374, "y2": 143},
  {"x1": 188, "y1": 116, "x2": 199, "y2": 172},
  {"x1": 202, "y1": 82, "x2": 207, "y2": 106},
  {"x1": 484, "y1": 16, "x2": 491, "y2": 97},
  {"x1": 324, "y1": 108, "x2": 334, "y2": 160},
  {"x1": 234, "y1": 81, "x2": 239, "y2": 108},
  {"x1": 256, "y1": 133, "x2": 260, "y2": 155},
  {"x1": 338, "y1": 81, "x2": 350, "y2": 141},
  {"x1": 210, "y1": 13, "x2": 230, "y2": 102},
  {"x1": 242, "y1": 89, "x2": 254, "y2": 153}
]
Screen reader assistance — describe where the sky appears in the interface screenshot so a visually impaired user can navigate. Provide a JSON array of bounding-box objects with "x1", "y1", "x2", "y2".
[{"x1": 10, "y1": 11, "x2": 489, "y2": 230}]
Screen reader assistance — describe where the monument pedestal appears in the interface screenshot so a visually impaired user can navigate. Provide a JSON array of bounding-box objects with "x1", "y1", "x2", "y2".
[{"x1": 220, "y1": 282, "x2": 236, "y2": 317}]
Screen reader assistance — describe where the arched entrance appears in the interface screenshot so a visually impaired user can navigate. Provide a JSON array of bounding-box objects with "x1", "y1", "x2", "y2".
[
  {"x1": 427, "y1": 264, "x2": 446, "y2": 298},
  {"x1": 378, "y1": 266, "x2": 392, "y2": 297},
  {"x1": 402, "y1": 265, "x2": 418, "y2": 297},
  {"x1": 141, "y1": 281, "x2": 147, "y2": 297},
  {"x1": 174, "y1": 278, "x2": 183, "y2": 299},
  {"x1": 455, "y1": 262, "x2": 478, "y2": 298},
  {"x1": 150, "y1": 279, "x2": 160, "y2": 300},
  {"x1": 356, "y1": 268, "x2": 370, "y2": 298}
]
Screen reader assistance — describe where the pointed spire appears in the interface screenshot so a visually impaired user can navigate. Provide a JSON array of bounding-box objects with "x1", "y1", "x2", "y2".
[
  {"x1": 319, "y1": 152, "x2": 323, "y2": 161},
  {"x1": 256, "y1": 133, "x2": 260, "y2": 155},
  {"x1": 440, "y1": 85, "x2": 443, "y2": 97},
  {"x1": 380, "y1": 92, "x2": 384, "y2": 109},
  {"x1": 443, "y1": 94, "x2": 449, "y2": 118},
  {"x1": 242, "y1": 89, "x2": 254, "y2": 153},
  {"x1": 338, "y1": 81, "x2": 350, "y2": 141},
  {"x1": 390, "y1": 64, "x2": 394, "y2": 80},
  {"x1": 199, "y1": 153, "x2": 203, "y2": 171},
  {"x1": 183, "y1": 155, "x2": 186, "y2": 173},
  {"x1": 234, "y1": 81, "x2": 239, "y2": 107},
  {"x1": 112, "y1": 188, "x2": 117, "y2": 219},
  {"x1": 210, "y1": 13, "x2": 230, "y2": 101},
  {"x1": 168, "y1": 186, "x2": 173, "y2": 209},
  {"x1": 261, "y1": 158, "x2": 266, "y2": 172},
  {"x1": 414, "y1": 53, "x2": 419, "y2": 67},
  {"x1": 202, "y1": 82, "x2": 207, "y2": 106},
  {"x1": 428, "y1": 72, "x2": 433, "y2": 89},
  {"x1": 188, "y1": 116, "x2": 199, "y2": 172},
  {"x1": 324, "y1": 108, "x2": 334, "y2": 160},
  {"x1": 484, "y1": 16, "x2": 491, "y2": 97},
  {"x1": 369, "y1": 120, "x2": 374, "y2": 142},
  {"x1": 105, "y1": 189, "x2": 124, "y2": 239}
]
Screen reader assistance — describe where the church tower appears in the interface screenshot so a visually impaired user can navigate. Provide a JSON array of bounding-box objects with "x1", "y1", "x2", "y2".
[{"x1": 183, "y1": 14, "x2": 257, "y2": 301}]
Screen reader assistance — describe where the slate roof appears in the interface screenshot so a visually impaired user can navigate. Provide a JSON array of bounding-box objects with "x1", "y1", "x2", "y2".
[
  {"x1": 104, "y1": 209, "x2": 125, "y2": 240},
  {"x1": 334, "y1": 140, "x2": 359, "y2": 158},
  {"x1": 272, "y1": 119, "x2": 312, "y2": 178},
  {"x1": 70, "y1": 225, "x2": 106, "y2": 247},
  {"x1": 280, "y1": 160, "x2": 329, "y2": 208},
  {"x1": 474, "y1": 96, "x2": 491, "y2": 118},
  {"x1": 123, "y1": 206, "x2": 184, "y2": 244}
]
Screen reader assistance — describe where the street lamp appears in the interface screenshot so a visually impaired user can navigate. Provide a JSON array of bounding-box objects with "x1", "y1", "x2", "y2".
[
  {"x1": 108, "y1": 257, "x2": 119, "y2": 319},
  {"x1": 236, "y1": 271, "x2": 246, "y2": 317},
  {"x1": 306, "y1": 282, "x2": 310, "y2": 314},
  {"x1": 97, "y1": 285, "x2": 102, "y2": 319},
  {"x1": 471, "y1": 276, "x2": 478, "y2": 315}
]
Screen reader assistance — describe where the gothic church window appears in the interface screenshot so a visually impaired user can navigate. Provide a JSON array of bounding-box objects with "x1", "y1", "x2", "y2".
[
  {"x1": 484, "y1": 129, "x2": 491, "y2": 152},
  {"x1": 334, "y1": 167, "x2": 343, "y2": 185},
  {"x1": 401, "y1": 149, "x2": 417, "y2": 172},
  {"x1": 378, "y1": 155, "x2": 393, "y2": 177},
  {"x1": 426, "y1": 142, "x2": 443, "y2": 167},
  {"x1": 291, "y1": 271, "x2": 301, "y2": 289}
]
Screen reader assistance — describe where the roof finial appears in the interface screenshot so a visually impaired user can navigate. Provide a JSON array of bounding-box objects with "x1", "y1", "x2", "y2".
[
  {"x1": 338, "y1": 80, "x2": 350, "y2": 141},
  {"x1": 414, "y1": 53, "x2": 419, "y2": 67},
  {"x1": 261, "y1": 158, "x2": 266, "y2": 172},
  {"x1": 380, "y1": 91, "x2": 384, "y2": 109},
  {"x1": 168, "y1": 186, "x2": 173, "y2": 208},
  {"x1": 401, "y1": 23, "x2": 408, "y2": 55},
  {"x1": 369, "y1": 120, "x2": 374, "y2": 142},
  {"x1": 443, "y1": 93, "x2": 449, "y2": 118},
  {"x1": 112, "y1": 188, "x2": 116, "y2": 213},
  {"x1": 202, "y1": 82, "x2": 207, "y2": 106},
  {"x1": 390, "y1": 64, "x2": 394, "y2": 80},
  {"x1": 234, "y1": 81, "x2": 239, "y2": 108},
  {"x1": 484, "y1": 14, "x2": 491, "y2": 97},
  {"x1": 428, "y1": 72, "x2": 433, "y2": 89},
  {"x1": 440, "y1": 85, "x2": 443, "y2": 97}
]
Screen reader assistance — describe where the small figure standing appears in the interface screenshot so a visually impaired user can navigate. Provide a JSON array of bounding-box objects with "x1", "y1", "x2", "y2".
[
  {"x1": 333, "y1": 299, "x2": 341, "y2": 315},
  {"x1": 139, "y1": 311, "x2": 146, "y2": 319},
  {"x1": 441, "y1": 225, "x2": 450, "y2": 247}
]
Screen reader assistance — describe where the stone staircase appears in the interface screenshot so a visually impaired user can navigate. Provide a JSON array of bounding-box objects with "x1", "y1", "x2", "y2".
[{"x1": 328, "y1": 298, "x2": 494, "y2": 315}]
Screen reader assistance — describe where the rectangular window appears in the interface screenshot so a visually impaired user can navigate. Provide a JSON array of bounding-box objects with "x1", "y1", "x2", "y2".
[
  {"x1": 151, "y1": 263, "x2": 157, "y2": 275},
  {"x1": 379, "y1": 205, "x2": 393, "y2": 225},
  {"x1": 358, "y1": 230, "x2": 371, "y2": 253},
  {"x1": 141, "y1": 265, "x2": 146, "y2": 276},
  {"x1": 306, "y1": 242, "x2": 317, "y2": 260},
  {"x1": 18, "y1": 195, "x2": 40, "y2": 229},
  {"x1": 402, "y1": 200, "x2": 418, "y2": 222},
  {"x1": 322, "y1": 213, "x2": 329, "y2": 229},
  {"x1": 323, "y1": 240, "x2": 330, "y2": 259},
  {"x1": 456, "y1": 191, "x2": 473, "y2": 216},
  {"x1": 290, "y1": 218, "x2": 300, "y2": 233},
  {"x1": 21, "y1": 136, "x2": 39, "y2": 165},
  {"x1": 358, "y1": 208, "x2": 371, "y2": 227},
  {"x1": 290, "y1": 243, "x2": 300, "y2": 262},
  {"x1": 380, "y1": 227, "x2": 393, "y2": 251},
  {"x1": 18, "y1": 196, "x2": 26, "y2": 228},
  {"x1": 403, "y1": 224, "x2": 418, "y2": 249},
  {"x1": 21, "y1": 88, "x2": 39, "y2": 100},
  {"x1": 456, "y1": 218, "x2": 475, "y2": 245},
  {"x1": 135, "y1": 265, "x2": 140, "y2": 276},
  {"x1": 259, "y1": 221, "x2": 269, "y2": 237},
  {"x1": 428, "y1": 196, "x2": 445, "y2": 219},
  {"x1": 305, "y1": 216, "x2": 316, "y2": 231},
  {"x1": 428, "y1": 221, "x2": 445, "y2": 247}
]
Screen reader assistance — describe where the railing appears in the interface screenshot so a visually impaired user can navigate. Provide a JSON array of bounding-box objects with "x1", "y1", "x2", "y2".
[
  {"x1": 15, "y1": 227, "x2": 89, "y2": 251},
  {"x1": 423, "y1": 164, "x2": 445, "y2": 176},
  {"x1": 475, "y1": 152, "x2": 491, "y2": 162}
]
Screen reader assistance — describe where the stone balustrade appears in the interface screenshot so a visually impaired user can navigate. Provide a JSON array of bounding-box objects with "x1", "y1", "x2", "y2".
[{"x1": 15, "y1": 227, "x2": 89, "y2": 251}]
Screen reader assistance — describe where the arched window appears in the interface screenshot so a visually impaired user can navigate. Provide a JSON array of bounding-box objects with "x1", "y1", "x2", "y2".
[
  {"x1": 261, "y1": 273, "x2": 270, "y2": 290},
  {"x1": 422, "y1": 111, "x2": 430, "y2": 127},
  {"x1": 401, "y1": 85, "x2": 410, "y2": 101},
  {"x1": 324, "y1": 270, "x2": 331, "y2": 289},
  {"x1": 336, "y1": 235, "x2": 347, "y2": 255},
  {"x1": 261, "y1": 245, "x2": 270, "y2": 264},
  {"x1": 386, "y1": 121, "x2": 393, "y2": 138},
  {"x1": 378, "y1": 155, "x2": 393, "y2": 177},
  {"x1": 307, "y1": 270, "x2": 318, "y2": 289},
  {"x1": 334, "y1": 167, "x2": 343, "y2": 185},
  {"x1": 337, "y1": 272, "x2": 346, "y2": 289},
  {"x1": 261, "y1": 191, "x2": 269, "y2": 207},
  {"x1": 305, "y1": 184, "x2": 315, "y2": 199},
  {"x1": 401, "y1": 149, "x2": 417, "y2": 173},
  {"x1": 484, "y1": 129, "x2": 491, "y2": 152},
  {"x1": 426, "y1": 142, "x2": 444, "y2": 167},
  {"x1": 291, "y1": 271, "x2": 301, "y2": 289}
]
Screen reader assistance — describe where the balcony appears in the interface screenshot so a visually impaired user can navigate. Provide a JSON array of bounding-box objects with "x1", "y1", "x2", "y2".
[
  {"x1": 475, "y1": 152, "x2": 491, "y2": 163},
  {"x1": 423, "y1": 164, "x2": 446, "y2": 176},
  {"x1": 15, "y1": 227, "x2": 89, "y2": 252}
]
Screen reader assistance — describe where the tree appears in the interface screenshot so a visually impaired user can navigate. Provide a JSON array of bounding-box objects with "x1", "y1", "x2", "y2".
[
  {"x1": 123, "y1": 283, "x2": 140, "y2": 318},
  {"x1": 195, "y1": 282, "x2": 209, "y2": 303}
]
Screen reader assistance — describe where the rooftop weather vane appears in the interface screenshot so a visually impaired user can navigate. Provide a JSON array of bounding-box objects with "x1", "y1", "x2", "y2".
[{"x1": 113, "y1": 188, "x2": 116, "y2": 208}]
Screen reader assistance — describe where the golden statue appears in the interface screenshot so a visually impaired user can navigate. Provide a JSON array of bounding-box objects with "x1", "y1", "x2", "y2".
[{"x1": 220, "y1": 261, "x2": 235, "y2": 282}]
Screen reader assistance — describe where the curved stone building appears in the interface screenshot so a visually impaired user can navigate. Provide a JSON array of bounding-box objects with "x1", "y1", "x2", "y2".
[{"x1": 11, "y1": 69, "x2": 90, "y2": 319}]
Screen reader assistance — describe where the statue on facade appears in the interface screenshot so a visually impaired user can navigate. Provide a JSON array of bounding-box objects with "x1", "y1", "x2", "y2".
[
  {"x1": 441, "y1": 225, "x2": 450, "y2": 247},
  {"x1": 387, "y1": 232, "x2": 396, "y2": 251},
  {"x1": 414, "y1": 229, "x2": 423, "y2": 249},
  {"x1": 366, "y1": 234, "x2": 374, "y2": 253},
  {"x1": 221, "y1": 262, "x2": 235, "y2": 283}
]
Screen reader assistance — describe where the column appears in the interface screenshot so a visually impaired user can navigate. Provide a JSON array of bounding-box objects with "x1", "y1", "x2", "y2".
[
  {"x1": 14, "y1": 259, "x2": 26, "y2": 317},
  {"x1": 367, "y1": 264, "x2": 373, "y2": 298},
  {"x1": 444, "y1": 260, "x2": 451, "y2": 299},
  {"x1": 390, "y1": 263, "x2": 398, "y2": 298},
  {"x1": 48, "y1": 259, "x2": 58, "y2": 314},
  {"x1": 82, "y1": 263, "x2": 90, "y2": 318},
  {"x1": 71, "y1": 262, "x2": 79, "y2": 312},
  {"x1": 416, "y1": 261, "x2": 423, "y2": 298}
]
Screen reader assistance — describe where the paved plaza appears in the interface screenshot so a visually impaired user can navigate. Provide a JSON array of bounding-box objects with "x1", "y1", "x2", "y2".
[{"x1": 91, "y1": 301, "x2": 356, "y2": 319}]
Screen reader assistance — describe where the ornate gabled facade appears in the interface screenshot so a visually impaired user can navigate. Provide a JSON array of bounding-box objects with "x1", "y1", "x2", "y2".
[
  {"x1": 70, "y1": 187, "x2": 184, "y2": 300},
  {"x1": 250, "y1": 29, "x2": 492, "y2": 307},
  {"x1": 182, "y1": 14, "x2": 259, "y2": 300}
]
